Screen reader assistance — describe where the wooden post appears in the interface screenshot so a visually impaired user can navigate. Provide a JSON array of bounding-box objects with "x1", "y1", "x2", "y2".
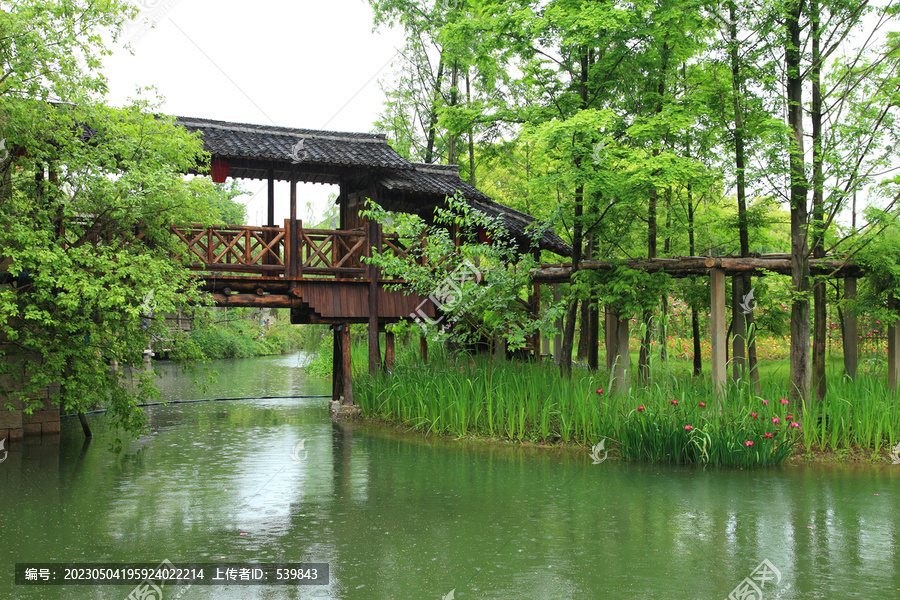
[
  {"x1": 889, "y1": 294, "x2": 900, "y2": 391},
  {"x1": 711, "y1": 268, "x2": 727, "y2": 392},
  {"x1": 367, "y1": 218, "x2": 382, "y2": 375},
  {"x1": 332, "y1": 327, "x2": 342, "y2": 402},
  {"x1": 605, "y1": 305, "x2": 618, "y2": 371},
  {"x1": 267, "y1": 168, "x2": 275, "y2": 227},
  {"x1": 732, "y1": 275, "x2": 746, "y2": 381},
  {"x1": 384, "y1": 330, "x2": 395, "y2": 373},
  {"x1": 615, "y1": 314, "x2": 629, "y2": 394},
  {"x1": 532, "y1": 250, "x2": 541, "y2": 361},
  {"x1": 289, "y1": 177, "x2": 299, "y2": 279},
  {"x1": 341, "y1": 324, "x2": 354, "y2": 405},
  {"x1": 843, "y1": 276, "x2": 858, "y2": 380},
  {"x1": 553, "y1": 285, "x2": 562, "y2": 362},
  {"x1": 420, "y1": 335, "x2": 428, "y2": 363}
]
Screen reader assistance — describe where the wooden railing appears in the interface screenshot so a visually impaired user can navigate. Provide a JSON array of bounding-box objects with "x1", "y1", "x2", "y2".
[
  {"x1": 171, "y1": 222, "x2": 425, "y2": 280},
  {"x1": 172, "y1": 224, "x2": 286, "y2": 274}
]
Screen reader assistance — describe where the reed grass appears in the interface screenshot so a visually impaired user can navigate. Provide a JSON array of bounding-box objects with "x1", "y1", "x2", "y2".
[{"x1": 354, "y1": 353, "x2": 899, "y2": 467}]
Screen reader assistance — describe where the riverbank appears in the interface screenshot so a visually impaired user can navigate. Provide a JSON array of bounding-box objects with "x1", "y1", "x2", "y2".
[{"x1": 355, "y1": 412, "x2": 898, "y2": 467}]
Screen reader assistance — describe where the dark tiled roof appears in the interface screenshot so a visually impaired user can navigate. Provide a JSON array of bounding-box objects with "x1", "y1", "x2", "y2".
[
  {"x1": 473, "y1": 199, "x2": 572, "y2": 258},
  {"x1": 378, "y1": 163, "x2": 489, "y2": 202},
  {"x1": 172, "y1": 116, "x2": 570, "y2": 257},
  {"x1": 378, "y1": 163, "x2": 570, "y2": 256},
  {"x1": 175, "y1": 117, "x2": 411, "y2": 170}
]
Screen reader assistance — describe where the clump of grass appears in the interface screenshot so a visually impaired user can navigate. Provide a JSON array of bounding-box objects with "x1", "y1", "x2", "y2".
[{"x1": 354, "y1": 356, "x2": 820, "y2": 467}]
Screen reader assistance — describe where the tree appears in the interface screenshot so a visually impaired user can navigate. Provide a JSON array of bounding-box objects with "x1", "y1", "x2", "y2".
[{"x1": 1, "y1": 0, "x2": 213, "y2": 438}]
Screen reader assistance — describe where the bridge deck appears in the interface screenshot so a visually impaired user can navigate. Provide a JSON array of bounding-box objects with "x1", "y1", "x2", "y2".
[{"x1": 173, "y1": 222, "x2": 435, "y2": 324}]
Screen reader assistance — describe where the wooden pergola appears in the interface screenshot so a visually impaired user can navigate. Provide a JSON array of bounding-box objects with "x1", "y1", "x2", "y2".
[{"x1": 532, "y1": 254, "x2": 900, "y2": 393}]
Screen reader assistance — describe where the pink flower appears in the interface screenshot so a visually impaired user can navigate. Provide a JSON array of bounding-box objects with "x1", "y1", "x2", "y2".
[
  {"x1": 762, "y1": 400, "x2": 770, "y2": 406},
  {"x1": 745, "y1": 441, "x2": 754, "y2": 447},
  {"x1": 751, "y1": 412, "x2": 758, "y2": 418},
  {"x1": 596, "y1": 388, "x2": 603, "y2": 394},
  {"x1": 764, "y1": 432, "x2": 773, "y2": 439},
  {"x1": 685, "y1": 425, "x2": 694, "y2": 431},
  {"x1": 790, "y1": 422, "x2": 801, "y2": 429},
  {"x1": 699, "y1": 402, "x2": 707, "y2": 408},
  {"x1": 786, "y1": 414, "x2": 794, "y2": 421},
  {"x1": 671, "y1": 399, "x2": 678, "y2": 406},
  {"x1": 772, "y1": 417, "x2": 781, "y2": 424},
  {"x1": 637, "y1": 405, "x2": 645, "y2": 412},
  {"x1": 780, "y1": 398, "x2": 789, "y2": 405}
]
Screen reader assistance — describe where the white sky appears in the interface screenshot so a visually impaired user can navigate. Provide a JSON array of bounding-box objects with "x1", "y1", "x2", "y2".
[{"x1": 102, "y1": 0, "x2": 406, "y2": 226}]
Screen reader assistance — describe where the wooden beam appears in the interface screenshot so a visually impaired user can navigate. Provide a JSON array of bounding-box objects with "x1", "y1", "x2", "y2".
[
  {"x1": 711, "y1": 268, "x2": 727, "y2": 393},
  {"x1": 532, "y1": 256, "x2": 861, "y2": 281},
  {"x1": 420, "y1": 335, "x2": 428, "y2": 363},
  {"x1": 843, "y1": 277, "x2": 858, "y2": 380}
]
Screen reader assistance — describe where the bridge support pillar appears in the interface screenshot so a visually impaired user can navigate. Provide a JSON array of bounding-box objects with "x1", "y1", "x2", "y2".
[
  {"x1": 384, "y1": 330, "x2": 395, "y2": 373},
  {"x1": 341, "y1": 325, "x2": 354, "y2": 406},
  {"x1": 332, "y1": 327, "x2": 342, "y2": 403}
]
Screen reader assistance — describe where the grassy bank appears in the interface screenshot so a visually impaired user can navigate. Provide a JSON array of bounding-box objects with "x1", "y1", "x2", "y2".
[
  {"x1": 188, "y1": 308, "x2": 305, "y2": 359},
  {"x1": 353, "y1": 351, "x2": 900, "y2": 467}
]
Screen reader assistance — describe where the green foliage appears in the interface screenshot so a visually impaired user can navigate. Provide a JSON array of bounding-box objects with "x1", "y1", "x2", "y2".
[
  {"x1": 189, "y1": 309, "x2": 304, "y2": 360},
  {"x1": 0, "y1": 1, "x2": 215, "y2": 438},
  {"x1": 363, "y1": 194, "x2": 564, "y2": 354}
]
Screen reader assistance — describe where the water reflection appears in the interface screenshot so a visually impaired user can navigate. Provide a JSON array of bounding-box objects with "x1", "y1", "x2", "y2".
[{"x1": 0, "y1": 354, "x2": 897, "y2": 599}]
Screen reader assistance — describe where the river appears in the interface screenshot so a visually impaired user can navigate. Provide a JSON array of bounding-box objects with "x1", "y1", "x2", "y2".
[{"x1": 0, "y1": 353, "x2": 898, "y2": 599}]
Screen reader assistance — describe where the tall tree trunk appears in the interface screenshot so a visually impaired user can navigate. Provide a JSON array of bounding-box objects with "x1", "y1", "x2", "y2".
[
  {"x1": 560, "y1": 185, "x2": 584, "y2": 379},
  {"x1": 786, "y1": 0, "x2": 812, "y2": 406},
  {"x1": 685, "y1": 134, "x2": 702, "y2": 377},
  {"x1": 423, "y1": 57, "x2": 445, "y2": 164},
  {"x1": 466, "y1": 70, "x2": 476, "y2": 187},
  {"x1": 729, "y1": 3, "x2": 759, "y2": 392},
  {"x1": 447, "y1": 61, "x2": 459, "y2": 165},
  {"x1": 577, "y1": 298, "x2": 591, "y2": 361},
  {"x1": 811, "y1": 0, "x2": 827, "y2": 402},
  {"x1": 560, "y1": 49, "x2": 590, "y2": 378},
  {"x1": 639, "y1": 43, "x2": 668, "y2": 382}
]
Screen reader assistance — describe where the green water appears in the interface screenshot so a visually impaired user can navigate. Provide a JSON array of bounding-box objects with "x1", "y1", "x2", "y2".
[{"x1": 1, "y1": 353, "x2": 898, "y2": 599}]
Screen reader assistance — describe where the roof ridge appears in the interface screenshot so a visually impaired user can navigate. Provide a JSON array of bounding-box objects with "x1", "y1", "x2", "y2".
[
  {"x1": 174, "y1": 117, "x2": 388, "y2": 143},
  {"x1": 410, "y1": 163, "x2": 461, "y2": 175}
]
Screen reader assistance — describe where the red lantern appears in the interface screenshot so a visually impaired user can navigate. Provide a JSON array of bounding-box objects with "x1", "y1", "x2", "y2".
[{"x1": 210, "y1": 159, "x2": 230, "y2": 183}]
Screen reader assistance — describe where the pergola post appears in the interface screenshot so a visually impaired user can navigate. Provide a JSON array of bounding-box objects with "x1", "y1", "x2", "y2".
[
  {"x1": 614, "y1": 314, "x2": 630, "y2": 395},
  {"x1": 420, "y1": 335, "x2": 428, "y2": 363},
  {"x1": 843, "y1": 276, "x2": 858, "y2": 380},
  {"x1": 553, "y1": 285, "x2": 562, "y2": 362},
  {"x1": 710, "y1": 268, "x2": 727, "y2": 393},
  {"x1": 605, "y1": 305, "x2": 618, "y2": 371},
  {"x1": 889, "y1": 294, "x2": 900, "y2": 391},
  {"x1": 732, "y1": 275, "x2": 746, "y2": 381}
]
